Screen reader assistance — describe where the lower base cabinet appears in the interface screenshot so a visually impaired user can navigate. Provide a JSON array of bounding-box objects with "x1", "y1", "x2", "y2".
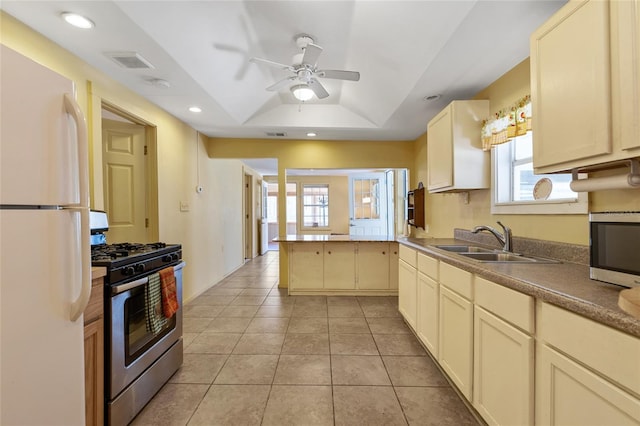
[
  {"x1": 438, "y1": 285, "x2": 473, "y2": 400},
  {"x1": 417, "y1": 271, "x2": 439, "y2": 357},
  {"x1": 398, "y1": 259, "x2": 417, "y2": 329},
  {"x1": 536, "y1": 344, "x2": 640, "y2": 425},
  {"x1": 84, "y1": 317, "x2": 104, "y2": 426},
  {"x1": 473, "y1": 306, "x2": 534, "y2": 426}
]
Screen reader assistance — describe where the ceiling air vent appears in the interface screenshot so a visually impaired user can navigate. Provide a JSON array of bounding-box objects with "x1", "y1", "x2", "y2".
[
  {"x1": 106, "y1": 51, "x2": 155, "y2": 69},
  {"x1": 266, "y1": 132, "x2": 287, "y2": 137}
]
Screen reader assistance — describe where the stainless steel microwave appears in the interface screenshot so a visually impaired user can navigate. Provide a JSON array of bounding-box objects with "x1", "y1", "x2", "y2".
[{"x1": 589, "y1": 212, "x2": 640, "y2": 288}]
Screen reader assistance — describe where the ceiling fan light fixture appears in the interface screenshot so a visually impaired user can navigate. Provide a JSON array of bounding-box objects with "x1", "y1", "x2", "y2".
[{"x1": 291, "y1": 84, "x2": 314, "y2": 101}]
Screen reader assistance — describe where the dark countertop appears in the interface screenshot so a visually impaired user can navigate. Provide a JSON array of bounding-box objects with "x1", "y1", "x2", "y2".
[
  {"x1": 398, "y1": 237, "x2": 640, "y2": 338},
  {"x1": 274, "y1": 234, "x2": 398, "y2": 242}
]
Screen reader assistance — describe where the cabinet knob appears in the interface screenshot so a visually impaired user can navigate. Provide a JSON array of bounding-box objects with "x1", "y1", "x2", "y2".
[
  {"x1": 382, "y1": 251, "x2": 386, "y2": 255},
  {"x1": 394, "y1": 251, "x2": 397, "y2": 255},
  {"x1": 328, "y1": 251, "x2": 331, "y2": 255},
  {"x1": 316, "y1": 251, "x2": 320, "y2": 255}
]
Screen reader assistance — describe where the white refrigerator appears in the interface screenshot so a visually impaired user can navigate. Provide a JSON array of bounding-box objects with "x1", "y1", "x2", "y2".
[{"x1": 0, "y1": 45, "x2": 91, "y2": 425}]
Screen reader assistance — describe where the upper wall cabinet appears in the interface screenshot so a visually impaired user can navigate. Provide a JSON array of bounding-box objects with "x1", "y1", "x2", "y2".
[
  {"x1": 427, "y1": 100, "x2": 490, "y2": 193},
  {"x1": 531, "y1": 0, "x2": 640, "y2": 174}
]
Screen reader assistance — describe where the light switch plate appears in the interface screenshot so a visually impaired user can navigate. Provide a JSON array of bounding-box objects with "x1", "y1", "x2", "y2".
[{"x1": 180, "y1": 201, "x2": 190, "y2": 212}]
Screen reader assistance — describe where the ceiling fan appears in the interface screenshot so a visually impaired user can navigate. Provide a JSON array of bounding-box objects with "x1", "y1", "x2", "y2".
[{"x1": 250, "y1": 34, "x2": 360, "y2": 100}]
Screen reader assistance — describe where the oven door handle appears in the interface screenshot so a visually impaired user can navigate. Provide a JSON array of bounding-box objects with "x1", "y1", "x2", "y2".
[{"x1": 112, "y1": 261, "x2": 186, "y2": 295}]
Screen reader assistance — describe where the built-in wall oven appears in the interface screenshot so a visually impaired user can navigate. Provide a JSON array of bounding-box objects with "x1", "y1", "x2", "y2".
[{"x1": 590, "y1": 211, "x2": 640, "y2": 288}]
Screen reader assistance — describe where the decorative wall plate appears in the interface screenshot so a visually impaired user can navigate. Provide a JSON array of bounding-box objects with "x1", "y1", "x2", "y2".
[{"x1": 533, "y1": 177, "x2": 552, "y2": 200}]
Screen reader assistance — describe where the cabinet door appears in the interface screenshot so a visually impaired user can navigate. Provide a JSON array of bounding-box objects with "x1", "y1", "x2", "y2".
[
  {"x1": 439, "y1": 285, "x2": 473, "y2": 400},
  {"x1": 389, "y1": 245, "x2": 399, "y2": 290},
  {"x1": 324, "y1": 243, "x2": 355, "y2": 290},
  {"x1": 536, "y1": 344, "x2": 640, "y2": 425},
  {"x1": 531, "y1": 0, "x2": 612, "y2": 171},
  {"x1": 427, "y1": 105, "x2": 453, "y2": 191},
  {"x1": 613, "y1": 0, "x2": 640, "y2": 152},
  {"x1": 398, "y1": 259, "x2": 417, "y2": 329},
  {"x1": 357, "y1": 242, "x2": 390, "y2": 289},
  {"x1": 473, "y1": 307, "x2": 533, "y2": 426},
  {"x1": 290, "y1": 243, "x2": 324, "y2": 289},
  {"x1": 84, "y1": 318, "x2": 104, "y2": 426},
  {"x1": 417, "y1": 272, "x2": 438, "y2": 357}
]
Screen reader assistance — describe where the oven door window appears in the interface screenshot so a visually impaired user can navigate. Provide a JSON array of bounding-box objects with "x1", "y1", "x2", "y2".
[{"x1": 124, "y1": 285, "x2": 176, "y2": 366}]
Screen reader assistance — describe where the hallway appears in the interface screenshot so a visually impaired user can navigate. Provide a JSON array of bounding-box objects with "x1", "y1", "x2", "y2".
[{"x1": 132, "y1": 251, "x2": 479, "y2": 425}]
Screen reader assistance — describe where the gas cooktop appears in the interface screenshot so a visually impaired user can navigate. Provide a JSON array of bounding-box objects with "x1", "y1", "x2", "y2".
[{"x1": 91, "y1": 242, "x2": 181, "y2": 267}]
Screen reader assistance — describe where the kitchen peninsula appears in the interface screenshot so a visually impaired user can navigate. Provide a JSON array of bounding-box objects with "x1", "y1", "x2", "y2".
[{"x1": 275, "y1": 235, "x2": 399, "y2": 295}]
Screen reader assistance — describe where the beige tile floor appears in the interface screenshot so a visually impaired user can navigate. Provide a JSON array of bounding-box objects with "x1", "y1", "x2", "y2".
[{"x1": 132, "y1": 251, "x2": 480, "y2": 426}]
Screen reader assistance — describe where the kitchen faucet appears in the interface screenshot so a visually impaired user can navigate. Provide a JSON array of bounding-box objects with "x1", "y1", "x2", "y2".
[{"x1": 471, "y1": 221, "x2": 513, "y2": 252}]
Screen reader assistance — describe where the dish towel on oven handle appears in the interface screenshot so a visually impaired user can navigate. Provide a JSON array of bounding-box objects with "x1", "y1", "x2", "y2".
[
  {"x1": 159, "y1": 266, "x2": 179, "y2": 318},
  {"x1": 145, "y1": 272, "x2": 167, "y2": 334}
]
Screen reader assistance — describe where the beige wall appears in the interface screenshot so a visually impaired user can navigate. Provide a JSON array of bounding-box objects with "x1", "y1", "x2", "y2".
[
  {"x1": 207, "y1": 137, "x2": 416, "y2": 286},
  {"x1": 1, "y1": 12, "x2": 246, "y2": 302},
  {"x1": 412, "y1": 58, "x2": 640, "y2": 245}
]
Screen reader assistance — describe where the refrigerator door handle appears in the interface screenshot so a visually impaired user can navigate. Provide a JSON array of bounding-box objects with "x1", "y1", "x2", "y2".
[
  {"x1": 63, "y1": 93, "x2": 90, "y2": 208},
  {"x1": 70, "y1": 207, "x2": 91, "y2": 322}
]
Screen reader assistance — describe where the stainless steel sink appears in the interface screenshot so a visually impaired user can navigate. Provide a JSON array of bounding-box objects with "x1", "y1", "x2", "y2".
[
  {"x1": 459, "y1": 252, "x2": 558, "y2": 263},
  {"x1": 434, "y1": 245, "x2": 494, "y2": 253}
]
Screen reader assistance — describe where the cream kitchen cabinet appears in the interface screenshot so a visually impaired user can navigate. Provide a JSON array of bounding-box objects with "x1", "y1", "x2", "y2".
[
  {"x1": 288, "y1": 241, "x2": 398, "y2": 294},
  {"x1": 536, "y1": 301, "x2": 640, "y2": 425},
  {"x1": 290, "y1": 243, "x2": 324, "y2": 289},
  {"x1": 427, "y1": 100, "x2": 490, "y2": 193},
  {"x1": 473, "y1": 277, "x2": 534, "y2": 426},
  {"x1": 438, "y1": 262, "x2": 474, "y2": 400},
  {"x1": 398, "y1": 245, "x2": 417, "y2": 330},
  {"x1": 357, "y1": 242, "x2": 391, "y2": 290},
  {"x1": 531, "y1": 0, "x2": 640, "y2": 174},
  {"x1": 324, "y1": 243, "x2": 356, "y2": 290},
  {"x1": 416, "y1": 252, "x2": 439, "y2": 357}
]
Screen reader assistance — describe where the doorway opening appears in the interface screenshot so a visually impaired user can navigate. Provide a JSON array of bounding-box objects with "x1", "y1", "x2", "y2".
[{"x1": 101, "y1": 104, "x2": 158, "y2": 243}]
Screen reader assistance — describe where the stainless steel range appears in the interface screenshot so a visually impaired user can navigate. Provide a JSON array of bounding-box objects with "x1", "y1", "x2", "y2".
[{"x1": 90, "y1": 211, "x2": 184, "y2": 425}]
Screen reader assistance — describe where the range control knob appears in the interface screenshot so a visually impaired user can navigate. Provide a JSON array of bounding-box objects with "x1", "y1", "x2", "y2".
[
  {"x1": 171, "y1": 253, "x2": 179, "y2": 261},
  {"x1": 123, "y1": 266, "x2": 135, "y2": 276},
  {"x1": 134, "y1": 264, "x2": 145, "y2": 273},
  {"x1": 162, "y1": 255, "x2": 172, "y2": 262}
]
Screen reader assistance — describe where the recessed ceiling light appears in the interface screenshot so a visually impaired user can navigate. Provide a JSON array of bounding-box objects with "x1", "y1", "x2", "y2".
[
  {"x1": 61, "y1": 12, "x2": 94, "y2": 29},
  {"x1": 306, "y1": 132, "x2": 317, "y2": 137},
  {"x1": 188, "y1": 106, "x2": 202, "y2": 113}
]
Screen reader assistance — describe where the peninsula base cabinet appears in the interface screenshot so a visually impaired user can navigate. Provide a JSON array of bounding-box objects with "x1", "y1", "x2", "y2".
[
  {"x1": 290, "y1": 243, "x2": 324, "y2": 290},
  {"x1": 398, "y1": 259, "x2": 417, "y2": 330},
  {"x1": 288, "y1": 241, "x2": 398, "y2": 294}
]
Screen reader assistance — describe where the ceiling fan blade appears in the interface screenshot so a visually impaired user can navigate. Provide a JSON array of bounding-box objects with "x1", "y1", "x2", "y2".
[
  {"x1": 250, "y1": 57, "x2": 294, "y2": 71},
  {"x1": 308, "y1": 78, "x2": 329, "y2": 99},
  {"x1": 266, "y1": 76, "x2": 296, "y2": 91},
  {"x1": 317, "y1": 69, "x2": 360, "y2": 81},
  {"x1": 302, "y1": 43, "x2": 323, "y2": 67}
]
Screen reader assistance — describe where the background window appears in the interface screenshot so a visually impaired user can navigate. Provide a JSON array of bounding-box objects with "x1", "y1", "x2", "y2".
[
  {"x1": 302, "y1": 184, "x2": 329, "y2": 227},
  {"x1": 492, "y1": 132, "x2": 587, "y2": 214},
  {"x1": 352, "y1": 178, "x2": 380, "y2": 220}
]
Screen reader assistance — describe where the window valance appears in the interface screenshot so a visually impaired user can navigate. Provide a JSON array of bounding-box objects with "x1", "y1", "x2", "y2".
[{"x1": 481, "y1": 95, "x2": 532, "y2": 151}]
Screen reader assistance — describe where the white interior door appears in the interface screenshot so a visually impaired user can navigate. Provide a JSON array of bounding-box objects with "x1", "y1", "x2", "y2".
[
  {"x1": 102, "y1": 119, "x2": 147, "y2": 243},
  {"x1": 260, "y1": 180, "x2": 269, "y2": 255},
  {"x1": 349, "y1": 173, "x2": 387, "y2": 236}
]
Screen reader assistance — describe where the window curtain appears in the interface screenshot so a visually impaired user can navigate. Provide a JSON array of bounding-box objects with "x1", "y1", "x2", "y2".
[{"x1": 481, "y1": 95, "x2": 532, "y2": 151}]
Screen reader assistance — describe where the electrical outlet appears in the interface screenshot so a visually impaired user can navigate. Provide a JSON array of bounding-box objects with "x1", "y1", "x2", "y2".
[{"x1": 180, "y1": 201, "x2": 190, "y2": 212}]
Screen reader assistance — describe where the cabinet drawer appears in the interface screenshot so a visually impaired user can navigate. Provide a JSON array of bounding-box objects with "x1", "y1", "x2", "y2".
[
  {"x1": 84, "y1": 279, "x2": 104, "y2": 325},
  {"x1": 439, "y1": 262, "x2": 473, "y2": 300},
  {"x1": 475, "y1": 277, "x2": 534, "y2": 334},
  {"x1": 539, "y1": 302, "x2": 640, "y2": 395},
  {"x1": 417, "y1": 252, "x2": 438, "y2": 280},
  {"x1": 399, "y1": 245, "x2": 417, "y2": 268}
]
